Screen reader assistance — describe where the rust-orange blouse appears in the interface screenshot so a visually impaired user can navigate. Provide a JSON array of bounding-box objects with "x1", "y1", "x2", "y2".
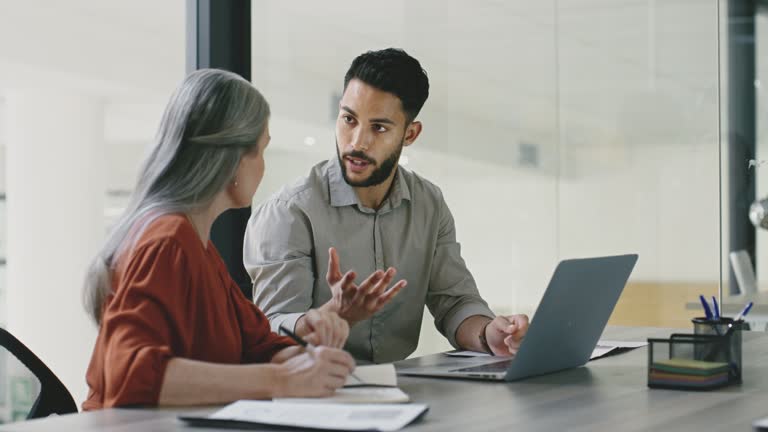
[{"x1": 83, "y1": 214, "x2": 293, "y2": 410}]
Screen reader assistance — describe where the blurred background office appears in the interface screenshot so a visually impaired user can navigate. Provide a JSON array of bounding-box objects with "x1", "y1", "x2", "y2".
[{"x1": 0, "y1": 0, "x2": 767, "y2": 423}]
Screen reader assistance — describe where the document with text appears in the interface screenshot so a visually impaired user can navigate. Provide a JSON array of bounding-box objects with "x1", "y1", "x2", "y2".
[
  {"x1": 180, "y1": 400, "x2": 428, "y2": 431},
  {"x1": 275, "y1": 387, "x2": 410, "y2": 404}
]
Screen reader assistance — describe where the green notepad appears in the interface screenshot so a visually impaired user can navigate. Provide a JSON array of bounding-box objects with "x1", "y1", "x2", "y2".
[{"x1": 652, "y1": 358, "x2": 729, "y2": 376}]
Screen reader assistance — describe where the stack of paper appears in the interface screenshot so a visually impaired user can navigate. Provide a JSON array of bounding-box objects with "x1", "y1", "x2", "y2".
[
  {"x1": 180, "y1": 365, "x2": 422, "y2": 430},
  {"x1": 649, "y1": 358, "x2": 730, "y2": 389},
  {"x1": 180, "y1": 400, "x2": 428, "y2": 431},
  {"x1": 275, "y1": 364, "x2": 410, "y2": 404}
]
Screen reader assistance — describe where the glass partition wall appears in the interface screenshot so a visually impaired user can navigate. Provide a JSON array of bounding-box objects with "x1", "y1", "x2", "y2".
[
  {"x1": 250, "y1": 0, "x2": 728, "y2": 355},
  {"x1": 737, "y1": 0, "x2": 768, "y2": 330},
  {"x1": 557, "y1": 1, "x2": 722, "y2": 329},
  {"x1": 0, "y1": 0, "x2": 185, "y2": 417}
]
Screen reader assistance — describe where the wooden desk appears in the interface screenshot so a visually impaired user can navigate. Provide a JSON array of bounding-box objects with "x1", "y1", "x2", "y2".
[{"x1": 3, "y1": 326, "x2": 768, "y2": 431}]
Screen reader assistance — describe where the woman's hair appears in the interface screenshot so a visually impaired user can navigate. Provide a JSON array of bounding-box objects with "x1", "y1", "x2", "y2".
[{"x1": 83, "y1": 68, "x2": 270, "y2": 324}]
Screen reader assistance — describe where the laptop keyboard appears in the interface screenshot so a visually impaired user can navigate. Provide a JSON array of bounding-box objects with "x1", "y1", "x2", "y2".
[{"x1": 452, "y1": 359, "x2": 514, "y2": 373}]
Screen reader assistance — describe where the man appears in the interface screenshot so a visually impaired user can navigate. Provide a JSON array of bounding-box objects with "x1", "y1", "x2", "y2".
[{"x1": 244, "y1": 48, "x2": 529, "y2": 363}]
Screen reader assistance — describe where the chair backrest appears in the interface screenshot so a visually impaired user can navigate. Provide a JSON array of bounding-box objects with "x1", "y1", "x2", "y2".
[
  {"x1": 729, "y1": 250, "x2": 758, "y2": 295},
  {"x1": 0, "y1": 327, "x2": 77, "y2": 420}
]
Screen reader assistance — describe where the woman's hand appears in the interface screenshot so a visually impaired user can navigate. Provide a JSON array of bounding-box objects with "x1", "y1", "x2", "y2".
[
  {"x1": 274, "y1": 346, "x2": 356, "y2": 397},
  {"x1": 295, "y1": 308, "x2": 350, "y2": 348}
]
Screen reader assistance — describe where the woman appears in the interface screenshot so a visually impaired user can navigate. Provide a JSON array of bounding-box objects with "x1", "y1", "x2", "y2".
[{"x1": 82, "y1": 69, "x2": 353, "y2": 409}]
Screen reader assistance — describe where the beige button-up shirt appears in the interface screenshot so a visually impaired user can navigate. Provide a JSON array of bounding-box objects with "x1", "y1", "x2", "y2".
[{"x1": 244, "y1": 158, "x2": 494, "y2": 363}]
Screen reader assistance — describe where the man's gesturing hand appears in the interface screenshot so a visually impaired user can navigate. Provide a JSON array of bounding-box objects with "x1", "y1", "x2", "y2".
[{"x1": 321, "y1": 247, "x2": 407, "y2": 325}]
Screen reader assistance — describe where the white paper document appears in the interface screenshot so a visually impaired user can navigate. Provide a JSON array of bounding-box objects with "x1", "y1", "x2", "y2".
[
  {"x1": 445, "y1": 340, "x2": 647, "y2": 360},
  {"x1": 276, "y1": 387, "x2": 410, "y2": 404},
  {"x1": 753, "y1": 414, "x2": 768, "y2": 431},
  {"x1": 591, "y1": 340, "x2": 647, "y2": 360},
  {"x1": 345, "y1": 363, "x2": 398, "y2": 387},
  {"x1": 444, "y1": 350, "x2": 493, "y2": 358},
  {"x1": 203, "y1": 400, "x2": 428, "y2": 431}
]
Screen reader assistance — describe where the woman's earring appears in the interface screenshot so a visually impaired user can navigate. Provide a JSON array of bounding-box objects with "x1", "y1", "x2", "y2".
[{"x1": 233, "y1": 179, "x2": 239, "y2": 187}]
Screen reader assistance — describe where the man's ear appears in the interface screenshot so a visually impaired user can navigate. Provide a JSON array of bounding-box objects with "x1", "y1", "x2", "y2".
[{"x1": 403, "y1": 121, "x2": 422, "y2": 147}]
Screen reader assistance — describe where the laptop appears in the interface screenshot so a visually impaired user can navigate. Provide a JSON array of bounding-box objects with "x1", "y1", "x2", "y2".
[{"x1": 397, "y1": 254, "x2": 638, "y2": 381}]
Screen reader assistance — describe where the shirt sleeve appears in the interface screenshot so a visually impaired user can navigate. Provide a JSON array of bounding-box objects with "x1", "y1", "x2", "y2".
[
  {"x1": 426, "y1": 192, "x2": 495, "y2": 348},
  {"x1": 99, "y1": 239, "x2": 189, "y2": 407},
  {"x1": 244, "y1": 198, "x2": 316, "y2": 333}
]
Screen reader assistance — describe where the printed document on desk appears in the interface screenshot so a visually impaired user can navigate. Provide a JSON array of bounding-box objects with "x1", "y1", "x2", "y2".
[
  {"x1": 753, "y1": 414, "x2": 768, "y2": 431},
  {"x1": 591, "y1": 340, "x2": 647, "y2": 360},
  {"x1": 179, "y1": 400, "x2": 428, "y2": 432},
  {"x1": 275, "y1": 387, "x2": 410, "y2": 404}
]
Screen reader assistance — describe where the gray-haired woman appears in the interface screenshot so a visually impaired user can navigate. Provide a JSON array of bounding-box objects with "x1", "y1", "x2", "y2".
[{"x1": 82, "y1": 69, "x2": 352, "y2": 410}]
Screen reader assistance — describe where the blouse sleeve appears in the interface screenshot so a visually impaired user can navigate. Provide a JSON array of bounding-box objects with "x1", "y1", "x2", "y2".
[
  {"x1": 99, "y1": 239, "x2": 190, "y2": 407},
  {"x1": 232, "y1": 279, "x2": 296, "y2": 363}
]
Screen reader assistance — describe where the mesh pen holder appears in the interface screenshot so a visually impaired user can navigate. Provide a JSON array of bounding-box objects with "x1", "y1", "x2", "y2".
[
  {"x1": 647, "y1": 318, "x2": 743, "y2": 390},
  {"x1": 691, "y1": 317, "x2": 743, "y2": 381}
]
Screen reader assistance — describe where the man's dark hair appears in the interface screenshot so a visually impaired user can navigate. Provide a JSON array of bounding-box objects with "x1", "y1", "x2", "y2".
[{"x1": 344, "y1": 48, "x2": 429, "y2": 123}]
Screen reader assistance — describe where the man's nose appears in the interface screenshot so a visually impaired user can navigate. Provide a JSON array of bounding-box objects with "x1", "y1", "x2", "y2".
[{"x1": 350, "y1": 129, "x2": 371, "y2": 151}]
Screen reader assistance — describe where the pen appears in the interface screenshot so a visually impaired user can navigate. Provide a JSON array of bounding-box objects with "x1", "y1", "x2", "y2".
[
  {"x1": 734, "y1": 301, "x2": 754, "y2": 322},
  {"x1": 699, "y1": 295, "x2": 714, "y2": 320},
  {"x1": 278, "y1": 325, "x2": 363, "y2": 384},
  {"x1": 725, "y1": 301, "x2": 754, "y2": 336},
  {"x1": 711, "y1": 296, "x2": 720, "y2": 320}
]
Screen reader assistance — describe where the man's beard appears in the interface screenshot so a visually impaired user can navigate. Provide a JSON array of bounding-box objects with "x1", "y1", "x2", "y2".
[{"x1": 336, "y1": 139, "x2": 403, "y2": 188}]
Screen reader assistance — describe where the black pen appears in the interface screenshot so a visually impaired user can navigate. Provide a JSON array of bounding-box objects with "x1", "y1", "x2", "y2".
[{"x1": 278, "y1": 325, "x2": 362, "y2": 384}]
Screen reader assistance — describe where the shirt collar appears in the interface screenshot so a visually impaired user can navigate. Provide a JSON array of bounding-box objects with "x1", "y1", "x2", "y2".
[{"x1": 327, "y1": 157, "x2": 411, "y2": 210}]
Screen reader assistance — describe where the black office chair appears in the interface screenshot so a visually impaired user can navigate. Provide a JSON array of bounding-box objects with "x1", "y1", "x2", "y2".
[{"x1": 0, "y1": 327, "x2": 78, "y2": 419}]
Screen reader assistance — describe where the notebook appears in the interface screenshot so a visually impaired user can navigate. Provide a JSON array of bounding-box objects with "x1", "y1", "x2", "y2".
[
  {"x1": 344, "y1": 364, "x2": 398, "y2": 387},
  {"x1": 275, "y1": 364, "x2": 409, "y2": 404}
]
